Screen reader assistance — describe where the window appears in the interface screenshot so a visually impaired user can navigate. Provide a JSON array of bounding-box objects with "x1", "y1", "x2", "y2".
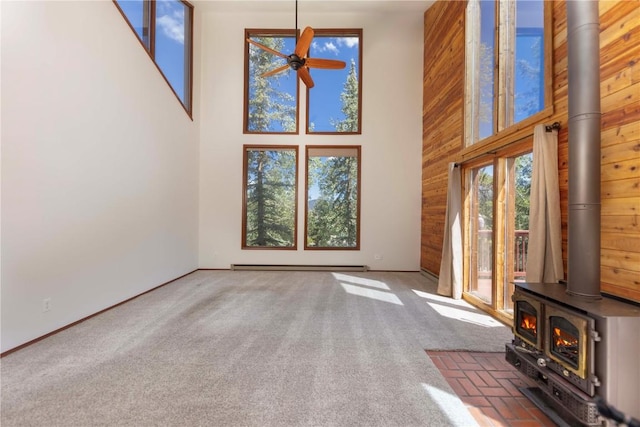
[
  {"x1": 244, "y1": 29, "x2": 298, "y2": 134},
  {"x1": 305, "y1": 146, "x2": 361, "y2": 249},
  {"x1": 463, "y1": 142, "x2": 532, "y2": 320},
  {"x1": 306, "y1": 29, "x2": 362, "y2": 134},
  {"x1": 503, "y1": 152, "x2": 532, "y2": 311},
  {"x1": 465, "y1": 0, "x2": 549, "y2": 145},
  {"x1": 113, "y1": 0, "x2": 193, "y2": 116},
  {"x1": 242, "y1": 146, "x2": 298, "y2": 249},
  {"x1": 468, "y1": 163, "x2": 494, "y2": 304}
]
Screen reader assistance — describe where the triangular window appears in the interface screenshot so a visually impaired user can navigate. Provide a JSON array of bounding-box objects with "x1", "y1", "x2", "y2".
[{"x1": 114, "y1": 0, "x2": 193, "y2": 117}]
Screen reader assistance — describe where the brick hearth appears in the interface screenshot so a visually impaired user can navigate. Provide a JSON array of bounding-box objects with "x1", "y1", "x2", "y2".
[{"x1": 426, "y1": 351, "x2": 556, "y2": 427}]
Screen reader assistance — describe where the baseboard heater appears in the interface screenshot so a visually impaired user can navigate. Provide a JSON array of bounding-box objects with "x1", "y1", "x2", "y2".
[{"x1": 230, "y1": 264, "x2": 369, "y2": 272}]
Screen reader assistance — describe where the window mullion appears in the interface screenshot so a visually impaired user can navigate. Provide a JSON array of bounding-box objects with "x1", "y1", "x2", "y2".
[
  {"x1": 494, "y1": 157, "x2": 507, "y2": 311},
  {"x1": 492, "y1": 0, "x2": 500, "y2": 136},
  {"x1": 148, "y1": 0, "x2": 156, "y2": 58},
  {"x1": 183, "y1": 5, "x2": 193, "y2": 108}
]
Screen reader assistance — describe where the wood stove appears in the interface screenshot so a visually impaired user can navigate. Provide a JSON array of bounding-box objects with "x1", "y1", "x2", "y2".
[
  {"x1": 507, "y1": 282, "x2": 640, "y2": 426},
  {"x1": 504, "y1": 2, "x2": 640, "y2": 425}
]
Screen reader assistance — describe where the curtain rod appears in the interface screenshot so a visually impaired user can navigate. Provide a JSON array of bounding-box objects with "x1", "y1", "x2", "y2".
[
  {"x1": 454, "y1": 122, "x2": 561, "y2": 167},
  {"x1": 545, "y1": 121, "x2": 561, "y2": 132}
]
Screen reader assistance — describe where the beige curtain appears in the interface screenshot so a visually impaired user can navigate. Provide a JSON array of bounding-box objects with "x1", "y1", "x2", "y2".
[
  {"x1": 526, "y1": 124, "x2": 564, "y2": 283},
  {"x1": 438, "y1": 163, "x2": 463, "y2": 299}
]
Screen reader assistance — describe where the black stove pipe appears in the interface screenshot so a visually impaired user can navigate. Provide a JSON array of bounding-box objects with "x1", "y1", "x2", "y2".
[{"x1": 566, "y1": 0, "x2": 602, "y2": 299}]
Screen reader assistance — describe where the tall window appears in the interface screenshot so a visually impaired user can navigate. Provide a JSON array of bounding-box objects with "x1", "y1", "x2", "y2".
[
  {"x1": 503, "y1": 152, "x2": 532, "y2": 312},
  {"x1": 113, "y1": 0, "x2": 193, "y2": 115},
  {"x1": 306, "y1": 29, "x2": 362, "y2": 134},
  {"x1": 468, "y1": 164, "x2": 494, "y2": 304},
  {"x1": 305, "y1": 146, "x2": 361, "y2": 249},
  {"x1": 244, "y1": 30, "x2": 298, "y2": 134},
  {"x1": 242, "y1": 146, "x2": 298, "y2": 249},
  {"x1": 463, "y1": 143, "x2": 532, "y2": 321},
  {"x1": 465, "y1": 0, "x2": 548, "y2": 145}
]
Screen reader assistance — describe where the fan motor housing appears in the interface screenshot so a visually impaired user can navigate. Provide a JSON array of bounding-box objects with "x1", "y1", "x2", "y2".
[{"x1": 287, "y1": 54, "x2": 305, "y2": 70}]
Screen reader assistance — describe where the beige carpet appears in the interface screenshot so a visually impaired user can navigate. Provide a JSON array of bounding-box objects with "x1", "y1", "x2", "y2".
[{"x1": 1, "y1": 270, "x2": 513, "y2": 426}]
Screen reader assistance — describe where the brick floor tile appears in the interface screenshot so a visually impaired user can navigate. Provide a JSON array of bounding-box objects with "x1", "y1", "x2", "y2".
[
  {"x1": 479, "y1": 406, "x2": 508, "y2": 427},
  {"x1": 458, "y1": 362, "x2": 484, "y2": 370},
  {"x1": 442, "y1": 355, "x2": 461, "y2": 370},
  {"x1": 497, "y1": 378, "x2": 526, "y2": 397},
  {"x1": 475, "y1": 356, "x2": 505, "y2": 371},
  {"x1": 491, "y1": 370, "x2": 520, "y2": 379},
  {"x1": 445, "y1": 377, "x2": 469, "y2": 397},
  {"x1": 479, "y1": 386, "x2": 513, "y2": 397},
  {"x1": 487, "y1": 396, "x2": 517, "y2": 419},
  {"x1": 477, "y1": 370, "x2": 502, "y2": 387},
  {"x1": 467, "y1": 406, "x2": 493, "y2": 426},
  {"x1": 446, "y1": 351, "x2": 466, "y2": 363},
  {"x1": 440, "y1": 369, "x2": 467, "y2": 378},
  {"x1": 460, "y1": 352, "x2": 481, "y2": 364},
  {"x1": 501, "y1": 396, "x2": 535, "y2": 419},
  {"x1": 460, "y1": 395, "x2": 492, "y2": 407},
  {"x1": 467, "y1": 370, "x2": 489, "y2": 387},
  {"x1": 430, "y1": 355, "x2": 447, "y2": 370},
  {"x1": 459, "y1": 377, "x2": 483, "y2": 395},
  {"x1": 514, "y1": 396, "x2": 537, "y2": 409}
]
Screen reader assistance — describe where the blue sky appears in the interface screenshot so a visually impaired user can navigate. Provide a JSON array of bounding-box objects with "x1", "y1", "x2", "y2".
[
  {"x1": 478, "y1": 0, "x2": 544, "y2": 138},
  {"x1": 308, "y1": 35, "x2": 360, "y2": 132},
  {"x1": 116, "y1": 0, "x2": 187, "y2": 103},
  {"x1": 248, "y1": 33, "x2": 360, "y2": 133}
]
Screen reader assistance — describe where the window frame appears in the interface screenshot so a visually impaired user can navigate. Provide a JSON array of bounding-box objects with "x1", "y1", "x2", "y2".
[
  {"x1": 243, "y1": 29, "x2": 300, "y2": 135},
  {"x1": 304, "y1": 145, "x2": 362, "y2": 250},
  {"x1": 464, "y1": 0, "x2": 552, "y2": 149},
  {"x1": 305, "y1": 28, "x2": 363, "y2": 135},
  {"x1": 462, "y1": 138, "x2": 533, "y2": 325},
  {"x1": 241, "y1": 145, "x2": 299, "y2": 250},
  {"x1": 112, "y1": 0, "x2": 194, "y2": 118}
]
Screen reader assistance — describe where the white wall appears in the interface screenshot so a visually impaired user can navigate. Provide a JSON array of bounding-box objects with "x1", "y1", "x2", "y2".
[
  {"x1": 1, "y1": 1, "x2": 200, "y2": 352},
  {"x1": 199, "y1": 8, "x2": 424, "y2": 270}
]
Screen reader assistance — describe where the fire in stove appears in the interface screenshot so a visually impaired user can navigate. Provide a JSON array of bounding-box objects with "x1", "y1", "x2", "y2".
[
  {"x1": 521, "y1": 313, "x2": 537, "y2": 336},
  {"x1": 513, "y1": 295, "x2": 542, "y2": 349},
  {"x1": 545, "y1": 308, "x2": 588, "y2": 378},
  {"x1": 552, "y1": 326, "x2": 579, "y2": 367}
]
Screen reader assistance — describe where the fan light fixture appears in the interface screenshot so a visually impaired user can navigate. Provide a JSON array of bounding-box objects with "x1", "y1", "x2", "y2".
[{"x1": 246, "y1": 0, "x2": 346, "y2": 88}]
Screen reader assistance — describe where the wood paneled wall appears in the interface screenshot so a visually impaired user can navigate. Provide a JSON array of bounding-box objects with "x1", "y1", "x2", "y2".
[
  {"x1": 421, "y1": 0, "x2": 466, "y2": 274},
  {"x1": 422, "y1": 0, "x2": 640, "y2": 303}
]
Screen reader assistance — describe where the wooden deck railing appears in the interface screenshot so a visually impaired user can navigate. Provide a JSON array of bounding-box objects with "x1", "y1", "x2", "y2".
[{"x1": 477, "y1": 230, "x2": 529, "y2": 278}]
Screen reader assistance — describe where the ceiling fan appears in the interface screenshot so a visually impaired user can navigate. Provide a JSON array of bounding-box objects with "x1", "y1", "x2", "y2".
[{"x1": 245, "y1": 1, "x2": 346, "y2": 88}]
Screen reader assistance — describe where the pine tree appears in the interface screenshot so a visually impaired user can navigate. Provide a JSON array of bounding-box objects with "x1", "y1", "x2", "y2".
[
  {"x1": 331, "y1": 58, "x2": 359, "y2": 132},
  {"x1": 514, "y1": 153, "x2": 532, "y2": 230},
  {"x1": 245, "y1": 149, "x2": 296, "y2": 247},
  {"x1": 307, "y1": 155, "x2": 358, "y2": 247},
  {"x1": 247, "y1": 37, "x2": 296, "y2": 132}
]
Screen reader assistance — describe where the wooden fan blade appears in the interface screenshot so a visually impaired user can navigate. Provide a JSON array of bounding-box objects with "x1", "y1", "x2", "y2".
[
  {"x1": 298, "y1": 67, "x2": 315, "y2": 88},
  {"x1": 261, "y1": 64, "x2": 290, "y2": 78},
  {"x1": 246, "y1": 38, "x2": 288, "y2": 59},
  {"x1": 305, "y1": 58, "x2": 346, "y2": 70},
  {"x1": 294, "y1": 26, "x2": 314, "y2": 58}
]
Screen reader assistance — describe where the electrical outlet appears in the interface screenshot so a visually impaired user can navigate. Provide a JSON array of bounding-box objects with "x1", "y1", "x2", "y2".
[{"x1": 43, "y1": 298, "x2": 51, "y2": 313}]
